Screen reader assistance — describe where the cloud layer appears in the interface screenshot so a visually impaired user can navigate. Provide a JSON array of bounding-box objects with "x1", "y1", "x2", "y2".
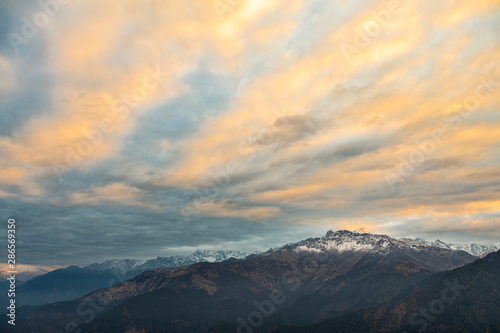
[{"x1": 1, "y1": 0, "x2": 499, "y2": 265}]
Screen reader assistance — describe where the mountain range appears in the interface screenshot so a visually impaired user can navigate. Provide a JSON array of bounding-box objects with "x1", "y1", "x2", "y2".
[
  {"x1": 86, "y1": 250, "x2": 253, "y2": 279},
  {"x1": 2, "y1": 238, "x2": 494, "y2": 284},
  {"x1": 401, "y1": 237, "x2": 498, "y2": 258},
  {"x1": 5, "y1": 230, "x2": 492, "y2": 333},
  {"x1": 1, "y1": 250, "x2": 252, "y2": 308}
]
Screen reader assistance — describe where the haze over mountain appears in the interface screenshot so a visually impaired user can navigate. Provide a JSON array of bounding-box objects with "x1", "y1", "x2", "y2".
[
  {"x1": 4, "y1": 230, "x2": 478, "y2": 333},
  {"x1": 0, "y1": 266, "x2": 54, "y2": 282}
]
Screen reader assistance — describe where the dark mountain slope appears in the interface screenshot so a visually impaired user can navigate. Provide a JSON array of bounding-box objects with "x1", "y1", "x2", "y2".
[
  {"x1": 4, "y1": 231, "x2": 477, "y2": 333},
  {"x1": 276, "y1": 250, "x2": 500, "y2": 333}
]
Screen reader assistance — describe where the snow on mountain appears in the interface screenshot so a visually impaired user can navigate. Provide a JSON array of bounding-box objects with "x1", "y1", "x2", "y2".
[
  {"x1": 86, "y1": 250, "x2": 253, "y2": 278},
  {"x1": 127, "y1": 250, "x2": 251, "y2": 275},
  {"x1": 477, "y1": 248, "x2": 498, "y2": 258},
  {"x1": 274, "y1": 230, "x2": 432, "y2": 255},
  {"x1": 86, "y1": 259, "x2": 143, "y2": 277},
  {"x1": 189, "y1": 250, "x2": 251, "y2": 262},
  {"x1": 400, "y1": 237, "x2": 498, "y2": 257}
]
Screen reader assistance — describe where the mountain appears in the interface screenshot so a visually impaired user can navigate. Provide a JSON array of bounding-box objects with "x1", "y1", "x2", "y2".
[
  {"x1": 402, "y1": 237, "x2": 498, "y2": 257},
  {"x1": 126, "y1": 250, "x2": 252, "y2": 276},
  {"x1": 6, "y1": 230, "x2": 476, "y2": 333},
  {"x1": 85, "y1": 259, "x2": 143, "y2": 278},
  {"x1": 2, "y1": 266, "x2": 118, "y2": 308},
  {"x1": 84, "y1": 250, "x2": 252, "y2": 278},
  {"x1": 432, "y1": 241, "x2": 498, "y2": 257},
  {"x1": 1, "y1": 250, "x2": 252, "y2": 308},
  {"x1": 277, "y1": 249, "x2": 500, "y2": 333}
]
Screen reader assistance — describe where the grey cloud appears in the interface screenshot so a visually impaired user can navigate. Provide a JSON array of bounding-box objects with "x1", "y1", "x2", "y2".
[{"x1": 0, "y1": 197, "x2": 322, "y2": 266}]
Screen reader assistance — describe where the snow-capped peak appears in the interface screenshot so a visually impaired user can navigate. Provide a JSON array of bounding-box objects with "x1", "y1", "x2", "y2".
[
  {"x1": 431, "y1": 239, "x2": 451, "y2": 249},
  {"x1": 86, "y1": 250, "x2": 255, "y2": 278},
  {"x1": 190, "y1": 250, "x2": 251, "y2": 262},
  {"x1": 400, "y1": 237, "x2": 498, "y2": 257},
  {"x1": 86, "y1": 259, "x2": 143, "y2": 275},
  {"x1": 278, "y1": 230, "x2": 430, "y2": 255}
]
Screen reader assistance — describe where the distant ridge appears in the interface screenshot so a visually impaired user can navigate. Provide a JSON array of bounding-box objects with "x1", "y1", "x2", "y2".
[
  {"x1": 2, "y1": 250, "x2": 254, "y2": 308},
  {"x1": 400, "y1": 237, "x2": 498, "y2": 257}
]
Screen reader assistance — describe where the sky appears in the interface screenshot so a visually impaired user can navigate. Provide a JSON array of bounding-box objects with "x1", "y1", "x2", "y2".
[{"x1": 0, "y1": 0, "x2": 499, "y2": 267}]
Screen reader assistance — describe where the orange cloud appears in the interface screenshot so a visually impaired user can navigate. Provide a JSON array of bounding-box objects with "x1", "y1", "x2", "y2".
[
  {"x1": 191, "y1": 199, "x2": 280, "y2": 220},
  {"x1": 61, "y1": 183, "x2": 158, "y2": 209}
]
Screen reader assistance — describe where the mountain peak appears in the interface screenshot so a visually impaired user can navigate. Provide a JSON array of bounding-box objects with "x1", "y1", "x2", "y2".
[
  {"x1": 277, "y1": 230, "x2": 400, "y2": 255},
  {"x1": 326, "y1": 229, "x2": 355, "y2": 237},
  {"x1": 325, "y1": 229, "x2": 373, "y2": 238},
  {"x1": 302, "y1": 231, "x2": 498, "y2": 258},
  {"x1": 273, "y1": 230, "x2": 476, "y2": 258}
]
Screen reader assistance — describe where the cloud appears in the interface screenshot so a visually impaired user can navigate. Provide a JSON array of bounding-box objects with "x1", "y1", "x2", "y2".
[
  {"x1": 191, "y1": 199, "x2": 280, "y2": 220},
  {"x1": 1, "y1": 0, "x2": 499, "y2": 265},
  {"x1": 60, "y1": 183, "x2": 159, "y2": 210}
]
